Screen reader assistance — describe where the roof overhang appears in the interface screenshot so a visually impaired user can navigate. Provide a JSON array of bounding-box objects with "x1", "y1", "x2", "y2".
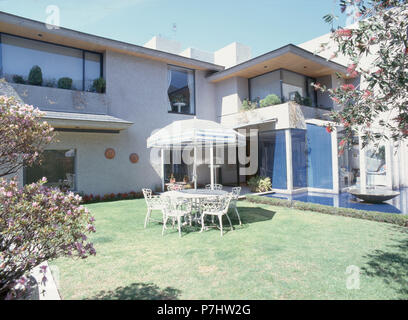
[
  {"x1": 0, "y1": 11, "x2": 224, "y2": 72},
  {"x1": 207, "y1": 44, "x2": 349, "y2": 83},
  {"x1": 42, "y1": 111, "x2": 133, "y2": 132}
]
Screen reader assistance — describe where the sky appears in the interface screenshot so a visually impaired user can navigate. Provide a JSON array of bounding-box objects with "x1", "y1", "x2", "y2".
[{"x1": 0, "y1": 0, "x2": 349, "y2": 57}]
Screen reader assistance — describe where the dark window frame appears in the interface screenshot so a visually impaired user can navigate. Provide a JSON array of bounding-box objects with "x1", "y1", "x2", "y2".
[
  {"x1": 0, "y1": 32, "x2": 104, "y2": 92},
  {"x1": 167, "y1": 64, "x2": 196, "y2": 116}
]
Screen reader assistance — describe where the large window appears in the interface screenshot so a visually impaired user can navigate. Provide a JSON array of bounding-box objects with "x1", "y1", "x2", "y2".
[
  {"x1": 25, "y1": 149, "x2": 76, "y2": 190},
  {"x1": 167, "y1": 66, "x2": 195, "y2": 114},
  {"x1": 249, "y1": 69, "x2": 317, "y2": 107},
  {"x1": 0, "y1": 34, "x2": 102, "y2": 91}
]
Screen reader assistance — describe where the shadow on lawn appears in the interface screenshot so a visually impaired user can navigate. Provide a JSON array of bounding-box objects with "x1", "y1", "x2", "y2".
[
  {"x1": 88, "y1": 282, "x2": 181, "y2": 300},
  {"x1": 362, "y1": 227, "x2": 408, "y2": 299}
]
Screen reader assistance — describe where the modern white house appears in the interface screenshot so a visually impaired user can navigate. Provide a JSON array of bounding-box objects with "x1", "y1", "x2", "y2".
[{"x1": 1, "y1": 11, "x2": 407, "y2": 196}]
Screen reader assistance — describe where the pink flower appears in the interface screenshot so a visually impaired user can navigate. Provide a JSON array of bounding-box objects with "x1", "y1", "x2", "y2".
[
  {"x1": 336, "y1": 29, "x2": 352, "y2": 37},
  {"x1": 341, "y1": 84, "x2": 355, "y2": 91}
]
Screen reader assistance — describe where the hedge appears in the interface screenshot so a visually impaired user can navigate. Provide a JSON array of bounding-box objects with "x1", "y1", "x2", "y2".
[{"x1": 246, "y1": 194, "x2": 408, "y2": 228}]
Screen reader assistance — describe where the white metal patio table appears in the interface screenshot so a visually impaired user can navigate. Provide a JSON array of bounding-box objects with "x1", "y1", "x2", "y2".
[{"x1": 161, "y1": 189, "x2": 228, "y2": 226}]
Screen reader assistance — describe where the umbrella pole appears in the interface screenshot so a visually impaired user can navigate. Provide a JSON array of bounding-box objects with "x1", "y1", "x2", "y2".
[
  {"x1": 210, "y1": 145, "x2": 214, "y2": 190},
  {"x1": 161, "y1": 148, "x2": 165, "y2": 192},
  {"x1": 194, "y1": 146, "x2": 197, "y2": 190}
]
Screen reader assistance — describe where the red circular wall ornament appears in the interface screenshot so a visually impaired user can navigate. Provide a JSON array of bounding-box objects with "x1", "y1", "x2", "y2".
[
  {"x1": 105, "y1": 148, "x2": 115, "y2": 159},
  {"x1": 129, "y1": 153, "x2": 139, "y2": 163}
]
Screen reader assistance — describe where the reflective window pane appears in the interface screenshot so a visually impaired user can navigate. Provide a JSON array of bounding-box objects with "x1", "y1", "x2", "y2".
[
  {"x1": 25, "y1": 149, "x2": 76, "y2": 190},
  {"x1": 167, "y1": 66, "x2": 195, "y2": 114},
  {"x1": 85, "y1": 51, "x2": 102, "y2": 91}
]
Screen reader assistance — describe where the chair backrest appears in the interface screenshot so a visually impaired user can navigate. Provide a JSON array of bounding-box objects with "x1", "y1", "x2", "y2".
[
  {"x1": 205, "y1": 184, "x2": 223, "y2": 190},
  {"x1": 142, "y1": 188, "x2": 152, "y2": 206},
  {"x1": 201, "y1": 194, "x2": 232, "y2": 214},
  {"x1": 232, "y1": 186, "x2": 241, "y2": 198},
  {"x1": 162, "y1": 196, "x2": 191, "y2": 214}
]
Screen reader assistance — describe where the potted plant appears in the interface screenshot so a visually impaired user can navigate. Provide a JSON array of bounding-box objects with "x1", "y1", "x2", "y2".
[
  {"x1": 169, "y1": 173, "x2": 176, "y2": 184},
  {"x1": 248, "y1": 176, "x2": 272, "y2": 193},
  {"x1": 183, "y1": 175, "x2": 189, "y2": 183}
]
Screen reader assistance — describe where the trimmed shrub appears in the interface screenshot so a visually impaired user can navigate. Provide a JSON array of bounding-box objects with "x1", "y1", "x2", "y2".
[
  {"x1": 91, "y1": 77, "x2": 106, "y2": 93},
  {"x1": 81, "y1": 190, "x2": 144, "y2": 204},
  {"x1": 259, "y1": 94, "x2": 281, "y2": 107},
  {"x1": 12, "y1": 75, "x2": 25, "y2": 84},
  {"x1": 58, "y1": 77, "x2": 73, "y2": 90},
  {"x1": 246, "y1": 194, "x2": 408, "y2": 227},
  {"x1": 28, "y1": 65, "x2": 43, "y2": 86},
  {"x1": 241, "y1": 99, "x2": 256, "y2": 111},
  {"x1": 302, "y1": 96, "x2": 313, "y2": 106}
]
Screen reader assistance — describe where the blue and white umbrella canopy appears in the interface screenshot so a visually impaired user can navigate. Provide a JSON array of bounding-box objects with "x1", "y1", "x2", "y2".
[
  {"x1": 146, "y1": 118, "x2": 246, "y2": 190},
  {"x1": 147, "y1": 118, "x2": 246, "y2": 149}
]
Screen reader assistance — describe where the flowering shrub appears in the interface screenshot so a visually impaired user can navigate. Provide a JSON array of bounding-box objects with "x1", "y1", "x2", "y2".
[
  {"x1": 0, "y1": 96, "x2": 55, "y2": 178},
  {"x1": 318, "y1": 0, "x2": 408, "y2": 148},
  {"x1": 81, "y1": 190, "x2": 143, "y2": 204},
  {"x1": 0, "y1": 178, "x2": 96, "y2": 299},
  {"x1": 0, "y1": 95, "x2": 95, "y2": 299}
]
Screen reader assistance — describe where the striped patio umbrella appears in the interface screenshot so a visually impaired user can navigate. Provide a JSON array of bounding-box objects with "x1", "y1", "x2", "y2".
[{"x1": 147, "y1": 118, "x2": 246, "y2": 190}]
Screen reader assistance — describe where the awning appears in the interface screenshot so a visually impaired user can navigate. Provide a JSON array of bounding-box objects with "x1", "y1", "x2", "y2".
[
  {"x1": 233, "y1": 117, "x2": 278, "y2": 129},
  {"x1": 41, "y1": 111, "x2": 133, "y2": 131}
]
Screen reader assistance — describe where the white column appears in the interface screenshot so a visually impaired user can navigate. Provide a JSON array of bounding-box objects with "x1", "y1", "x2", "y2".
[
  {"x1": 285, "y1": 129, "x2": 293, "y2": 193},
  {"x1": 194, "y1": 146, "x2": 197, "y2": 189},
  {"x1": 210, "y1": 146, "x2": 214, "y2": 190},
  {"x1": 161, "y1": 149, "x2": 165, "y2": 192},
  {"x1": 331, "y1": 127, "x2": 339, "y2": 193}
]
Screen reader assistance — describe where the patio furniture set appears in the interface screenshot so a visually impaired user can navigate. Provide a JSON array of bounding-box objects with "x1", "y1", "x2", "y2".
[{"x1": 142, "y1": 185, "x2": 242, "y2": 237}]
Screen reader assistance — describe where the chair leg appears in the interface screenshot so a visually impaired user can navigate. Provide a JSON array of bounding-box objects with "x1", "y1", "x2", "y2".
[
  {"x1": 200, "y1": 213, "x2": 205, "y2": 233},
  {"x1": 226, "y1": 213, "x2": 233, "y2": 231},
  {"x1": 162, "y1": 216, "x2": 168, "y2": 236},
  {"x1": 218, "y1": 214, "x2": 223, "y2": 237},
  {"x1": 144, "y1": 208, "x2": 151, "y2": 228},
  {"x1": 177, "y1": 216, "x2": 182, "y2": 237},
  {"x1": 235, "y1": 207, "x2": 242, "y2": 225}
]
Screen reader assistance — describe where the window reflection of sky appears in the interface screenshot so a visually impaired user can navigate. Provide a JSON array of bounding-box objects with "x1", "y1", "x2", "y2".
[{"x1": 266, "y1": 188, "x2": 408, "y2": 215}]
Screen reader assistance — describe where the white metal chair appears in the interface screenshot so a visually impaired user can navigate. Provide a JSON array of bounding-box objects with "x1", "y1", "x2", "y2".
[
  {"x1": 161, "y1": 197, "x2": 192, "y2": 237},
  {"x1": 167, "y1": 183, "x2": 184, "y2": 191},
  {"x1": 200, "y1": 195, "x2": 233, "y2": 237},
  {"x1": 229, "y1": 187, "x2": 242, "y2": 225},
  {"x1": 205, "y1": 184, "x2": 223, "y2": 190},
  {"x1": 142, "y1": 188, "x2": 163, "y2": 228}
]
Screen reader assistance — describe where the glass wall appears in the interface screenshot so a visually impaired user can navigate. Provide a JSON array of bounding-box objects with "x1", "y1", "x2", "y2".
[
  {"x1": 25, "y1": 149, "x2": 76, "y2": 190},
  {"x1": 164, "y1": 150, "x2": 189, "y2": 183},
  {"x1": 167, "y1": 66, "x2": 195, "y2": 115},
  {"x1": 365, "y1": 145, "x2": 387, "y2": 187},
  {"x1": 291, "y1": 129, "x2": 307, "y2": 188},
  {"x1": 249, "y1": 70, "x2": 281, "y2": 102},
  {"x1": 306, "y1": 124, "x2": 333, "y2": 189},
  {"x1": 0, "y1": 34, "x2": 102, "y2": 91},
  {"x1": 258, "y1": 130, "x2": 287, "y2": 189},
  {"x1": 338, "y1": 130, "x2": 360, "y2": 189}
]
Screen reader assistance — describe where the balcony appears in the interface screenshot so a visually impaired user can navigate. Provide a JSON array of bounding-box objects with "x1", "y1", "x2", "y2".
[
  {"x1": 9, "y1": 82, "x2": 108, "y2": 115},
  {"x1": 220, "y1": 101, "x2": 332, "y2": 130}
]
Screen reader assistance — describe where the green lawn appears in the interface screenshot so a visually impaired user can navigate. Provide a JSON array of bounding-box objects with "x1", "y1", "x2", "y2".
[{"x1": 51, "y1": 199, "x2": 408, "y2": 300}]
